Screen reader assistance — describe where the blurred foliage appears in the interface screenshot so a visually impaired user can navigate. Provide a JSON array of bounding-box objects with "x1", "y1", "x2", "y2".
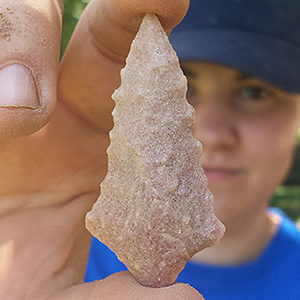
[
  {"x1": 272, "y1": 145, "x2": 300, "y2": 223},
  {"x1": 61, "y1": 0, "x2": 300, "y2": 222},
  {"x1": 271, "y1": 186, "x2": 300, "y2": 222},
  {"x1": 61, "y1": 0, "x2": 90, "y2": 56}
]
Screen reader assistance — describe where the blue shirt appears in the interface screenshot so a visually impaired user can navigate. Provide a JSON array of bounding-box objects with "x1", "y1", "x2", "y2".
[{"x1": 85, "y1": 209, "x2": 300, "y2": 299}]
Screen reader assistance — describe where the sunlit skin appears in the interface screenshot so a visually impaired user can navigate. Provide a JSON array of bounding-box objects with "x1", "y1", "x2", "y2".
[
  {"x1": 182, "y1": 61, "x2": 300, "y2": 264},
  {"x1": 0, "y1": 0, "x2": 205, "y2": 299}
]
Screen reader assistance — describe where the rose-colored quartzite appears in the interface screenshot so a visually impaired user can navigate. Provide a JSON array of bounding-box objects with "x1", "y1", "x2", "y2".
[{"x1": 86, "y1": 13, "x2": 225, "y2": 288}]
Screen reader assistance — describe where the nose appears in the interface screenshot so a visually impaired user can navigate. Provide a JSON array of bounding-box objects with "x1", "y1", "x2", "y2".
[{"x1": 192, "y1": 97, "x2": 238, "y2": 152}]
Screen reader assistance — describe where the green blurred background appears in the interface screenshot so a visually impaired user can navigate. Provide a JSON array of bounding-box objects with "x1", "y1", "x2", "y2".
[{"x1": 61, "y1": 0, "x2": 300, "y2": 224}]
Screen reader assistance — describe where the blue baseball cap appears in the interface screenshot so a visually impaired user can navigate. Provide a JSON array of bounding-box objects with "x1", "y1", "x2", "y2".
[{"x1": 170, "y1": 0, "x2": 300, "y2": 93}]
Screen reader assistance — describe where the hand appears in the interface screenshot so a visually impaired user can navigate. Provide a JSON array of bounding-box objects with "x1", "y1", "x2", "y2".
[{"x1": 0, "y1": 0, "x2": 203, "y2": 299}]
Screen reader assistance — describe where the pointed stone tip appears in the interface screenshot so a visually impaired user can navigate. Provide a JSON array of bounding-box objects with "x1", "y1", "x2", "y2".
[
  {"x1": 123, "y1": 13, "x2": 180, "y2": 74},
  {"x1": 139, "y1": 13, "x2": 168, "y2": 41},
  {"x1": 142, "y1": 13, "x2": 161, "y2": 27}
]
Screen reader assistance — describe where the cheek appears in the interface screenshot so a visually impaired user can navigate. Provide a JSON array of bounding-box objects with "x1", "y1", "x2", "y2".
[
  {"x1": 241, "y1": 112, "x2": 298, "y2": 188},
  {"x1": 211, "y1": 120, "x2": 297, "y2": 225}
]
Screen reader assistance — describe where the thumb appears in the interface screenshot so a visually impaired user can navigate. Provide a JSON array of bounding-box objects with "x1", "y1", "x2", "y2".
[{"x1": 0, "y1": 0, "x2": 62, "y2": 138}]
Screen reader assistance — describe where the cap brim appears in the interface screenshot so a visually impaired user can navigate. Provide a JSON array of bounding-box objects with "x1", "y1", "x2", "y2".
[{"x1": 170, "y1": 29, "x2": 300, "y2": 93}]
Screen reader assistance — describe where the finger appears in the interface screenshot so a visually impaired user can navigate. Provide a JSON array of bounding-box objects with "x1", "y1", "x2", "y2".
[
  {"x1": 88, "y1": 0, "x2": 190, "y2": 60},
  {"x1": 49, "y1": 271, "x2": 204, "y2": 300},
  {"x1": 0, "y1": 0, "x2": 62, "y2": 138},
  {"x1": 58, "y1": 0, "x2": 189, "y2": 132}
]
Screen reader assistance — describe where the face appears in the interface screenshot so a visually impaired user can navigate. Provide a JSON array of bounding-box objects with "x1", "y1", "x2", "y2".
[{"x1": 182, "y1": 61, "x2": 300, "y2": 227}]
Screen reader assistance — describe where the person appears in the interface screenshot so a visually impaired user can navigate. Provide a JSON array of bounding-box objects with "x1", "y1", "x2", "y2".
[
  {"x1": 0, "y1": 0, "x2": 203, "y2": 299},
  {"x1": 85, "y1": 0, "x2": 300, "y2": 299}
]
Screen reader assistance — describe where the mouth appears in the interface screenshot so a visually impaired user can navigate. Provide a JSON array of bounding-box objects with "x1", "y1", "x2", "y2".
[{"x1": 203, "y1": 167, "x2": 241, "y2": 183}]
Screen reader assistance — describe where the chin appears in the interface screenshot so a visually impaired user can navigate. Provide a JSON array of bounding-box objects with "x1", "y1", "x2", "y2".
[{"x1": 211, "y1": 190, "x2": 249, "y2": 227}]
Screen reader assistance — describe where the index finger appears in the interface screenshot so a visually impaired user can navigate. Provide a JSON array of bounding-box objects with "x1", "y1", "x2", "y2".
[{"x1": 89, "y1": 0, "x2": 190, "y2": 61}]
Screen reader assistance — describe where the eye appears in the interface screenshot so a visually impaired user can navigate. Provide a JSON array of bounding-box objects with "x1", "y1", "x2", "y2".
[
  {"x1": 241, "y1": 86, "x2": 269, "y2": 101},
  {"x1": 234, "y1": 86, "x2": 274, "y2": 113}
]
